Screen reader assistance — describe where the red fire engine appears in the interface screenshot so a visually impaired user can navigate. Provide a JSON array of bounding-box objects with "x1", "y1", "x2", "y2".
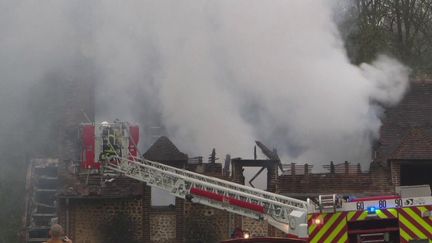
[
  {"x1": 81, "y1": 121, "x2": 432, "y2": 243},
  {"x1": 305, "y1": 191, "x2": 432, "y2": 243}
]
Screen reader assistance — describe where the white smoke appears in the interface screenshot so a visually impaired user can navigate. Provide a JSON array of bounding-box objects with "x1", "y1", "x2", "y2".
[
  {"x1": 361, "y1": 55, "x2": 410, "y2": 106},
  {"x1": 0, "y1": 1, "x2": 410, "y2": 167},
  {"x1": 0, "y1": 0, "x2": 410, "y2": 206},
  {"x1": 208, "y1": 1, "x2": 410, "y2": 165},
  {"x1": 92, "y1": 0, "x2": 409, "y2": 167}
]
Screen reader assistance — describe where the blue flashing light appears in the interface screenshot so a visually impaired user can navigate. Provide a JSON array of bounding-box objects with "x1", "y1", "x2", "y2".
[{"x1": 367, "y1": 206, "x2": 377, "y2": 214}]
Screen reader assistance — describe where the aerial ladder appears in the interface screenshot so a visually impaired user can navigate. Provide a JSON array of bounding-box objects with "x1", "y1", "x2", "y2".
[
  {"x1": 107, "y1": 155, "x2": 309, "y2": 237},
  {"x1": 80, "y1": 121, "x2": 432, "y2": 242},
  {"x1": 81, "y1": 121, "x2": 309, "y2": 237}
]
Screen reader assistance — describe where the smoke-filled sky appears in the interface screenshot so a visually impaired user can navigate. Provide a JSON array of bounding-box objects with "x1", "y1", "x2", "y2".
[
  {"x1": 92, "y1": 0, "x2": 409, "y2": 167},
  {"x1": 0, "y1": 0, "x2": 409, "y2": 173}
]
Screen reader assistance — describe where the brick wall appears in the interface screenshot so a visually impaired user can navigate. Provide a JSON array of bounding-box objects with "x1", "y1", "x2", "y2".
[
  {"x1": 278, "y1": 163, "x2": 394, "y2": 197},
  {"x1": 142, "y1": 185, "x2": 152, "y2": 242},
  {"x1": 390, "y1": 160, "x2": 401, "y2": 187},
  {"x1": 175, "y1": 197, "x2": 184, "y2": 243}
]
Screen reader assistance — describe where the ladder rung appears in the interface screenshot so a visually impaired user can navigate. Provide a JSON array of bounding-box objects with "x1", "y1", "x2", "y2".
[{"x1": 322, "y1": 205, "x2": 334, "y2": 209}]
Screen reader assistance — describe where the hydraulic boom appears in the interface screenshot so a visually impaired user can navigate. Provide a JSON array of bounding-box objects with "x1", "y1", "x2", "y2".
[
  {"x1": 106, "y1": 156, "x2": 309, "y2": 238},
  {"x1": 80, "y1": 121, "x2": 432, "y2": 242}
]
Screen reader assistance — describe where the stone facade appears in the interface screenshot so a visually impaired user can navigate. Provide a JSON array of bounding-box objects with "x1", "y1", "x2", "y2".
[
  {"x1": 184, "y1": 203, "x2": 230, "y2": 243},
  {"x1": 59, "y1": 197, "x2": 144, "y2": 243},
  {"x1": 150, "y1": 209, "x2": 176, "y2": 243},
  {"x1": 58, "y1": 197, "x2": 187, "y2": 243},
  {"x1": 241, "y1": 217, "x2": 268, "y2": 237}
]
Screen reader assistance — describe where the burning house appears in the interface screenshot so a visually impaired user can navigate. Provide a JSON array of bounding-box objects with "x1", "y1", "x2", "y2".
[{"x1": 22, "y1": 80, "x2": 432, "y2": 243}]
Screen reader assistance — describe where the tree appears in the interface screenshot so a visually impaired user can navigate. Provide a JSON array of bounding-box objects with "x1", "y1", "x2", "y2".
[{"x1": 340, "y1": 0, "x2": 432, "y2": 77}]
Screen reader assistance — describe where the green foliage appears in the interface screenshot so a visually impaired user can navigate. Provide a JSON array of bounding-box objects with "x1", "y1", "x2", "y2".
[{"x1": 340, "y1": 0, "x2": 432, "y2": 77}]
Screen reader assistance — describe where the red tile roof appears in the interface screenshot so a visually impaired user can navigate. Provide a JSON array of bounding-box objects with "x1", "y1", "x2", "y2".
[
  {"x1": 376, "y1": 81, "x2": 432, "y2": 163},
  {"x1": 389, "y1": 128, "x2": 432, "y2": 160}
]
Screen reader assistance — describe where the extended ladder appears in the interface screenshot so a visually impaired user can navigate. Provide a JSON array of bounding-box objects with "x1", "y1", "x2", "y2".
[{"x1": 105, "y1": 156, "x2": 309, "y2": 238}]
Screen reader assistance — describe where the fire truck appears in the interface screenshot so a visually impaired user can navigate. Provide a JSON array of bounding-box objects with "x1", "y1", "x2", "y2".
[{"x1": 80, "y1": 121, "x2": 432, "y2": 243}]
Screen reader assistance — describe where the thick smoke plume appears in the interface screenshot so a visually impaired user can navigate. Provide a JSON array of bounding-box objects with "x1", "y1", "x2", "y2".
[
  {"x1": 93, "y1": 1, "x2": 409, "y2": 167},
  {"x1": 0, "y1": 0, "x2": 411, "y2": 209},
  {"x1": 0, "y1": 0, "x2": 409, "y2": 165},
  {"x1": 0, "y1": 0, "x2": 410, "y2": 212}
]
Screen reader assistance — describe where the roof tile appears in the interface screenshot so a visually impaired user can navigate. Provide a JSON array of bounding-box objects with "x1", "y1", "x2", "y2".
[
  {"x1": 143, "y1": 136, "x2": 188, "y2": 162},
  {"x1": 389, "y1": 128, "x2": 432, "y2": 160},
  {"x1": 377, "y1": 81, "x2": 432, "y2": 163}
]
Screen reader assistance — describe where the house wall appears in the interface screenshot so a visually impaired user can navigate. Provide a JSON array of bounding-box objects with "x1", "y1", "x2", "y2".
[
  {"x1": 150, "y1": 209, "x2": 176, "y2": 243},
  {"x1": 184, "y1": 203, "x2": 230, "y2": 243},
  {"x1": 59, "y1": 197, "x2": 144, "y2": 243},
  {"x1": 57, "y1": 161, "x2": 399, "y2": 243},
  {"x1": 242, "y1": 217, "x2": 268, "y2": 237},
  {"x1": 59, "y1": 197, "x2": 191, "y2": 243}
]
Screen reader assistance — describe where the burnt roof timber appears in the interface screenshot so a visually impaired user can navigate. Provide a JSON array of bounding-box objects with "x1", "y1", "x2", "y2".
[{"x1": 231, "y1": 159, "x2": 279, "y2": 167}]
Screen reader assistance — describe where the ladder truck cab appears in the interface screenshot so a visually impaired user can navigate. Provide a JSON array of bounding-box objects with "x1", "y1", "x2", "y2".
[
  {"x1": 79, "y1": 121, "x2": 432, "y2": 243},
  {"x1": 306, "y1": 186, "x2": 432, "y2": 243},
  {"x1": 224, "y1": 187, "x2": 432, "y2": 243}
]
